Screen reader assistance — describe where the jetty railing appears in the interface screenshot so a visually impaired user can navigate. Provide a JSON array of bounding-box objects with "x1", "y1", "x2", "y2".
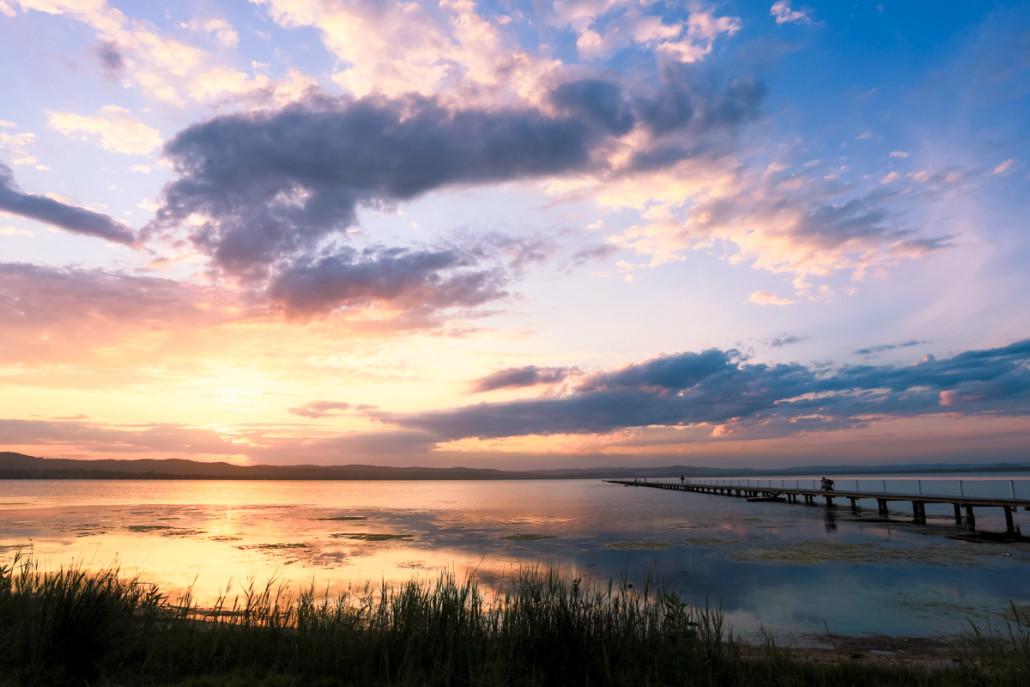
[{"x1": 607, "y1": 477, "x2": 1030, "y2": 536}]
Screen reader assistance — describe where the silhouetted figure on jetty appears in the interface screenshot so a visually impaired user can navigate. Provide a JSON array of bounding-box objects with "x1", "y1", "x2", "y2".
[{"x1": 820, "y1": 476, "x2": 835, "y2": 492}]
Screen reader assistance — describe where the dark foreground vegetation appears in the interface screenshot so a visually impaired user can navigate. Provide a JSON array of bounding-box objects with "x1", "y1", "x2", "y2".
[{"x1": 1, "y1": 555, "x2": 1027, "y2": 686}]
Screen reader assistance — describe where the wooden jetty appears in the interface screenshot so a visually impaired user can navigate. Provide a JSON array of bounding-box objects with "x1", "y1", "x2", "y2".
[{"x1": 606, "y1": 479, "x2": 1030, "y2": 535}]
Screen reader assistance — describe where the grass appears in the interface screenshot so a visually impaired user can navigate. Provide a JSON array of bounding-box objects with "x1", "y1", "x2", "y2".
[{"x1": 0, "y1": 552, "x2": 1028, "y2": 686}]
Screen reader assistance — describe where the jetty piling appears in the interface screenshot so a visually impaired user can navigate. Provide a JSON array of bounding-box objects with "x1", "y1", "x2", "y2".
[{"x1": 607, "y1": 478, "x2": 1028, "y2": 536}]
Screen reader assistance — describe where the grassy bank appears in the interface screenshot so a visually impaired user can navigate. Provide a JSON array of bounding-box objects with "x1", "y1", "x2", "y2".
[{"x1": 1, "y1": 555, "x2": 1027, "y2": 686}]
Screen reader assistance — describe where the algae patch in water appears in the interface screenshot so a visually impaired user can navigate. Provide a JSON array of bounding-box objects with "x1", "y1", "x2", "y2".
[
  {"x1": 333, "y1": 533, "x2": 413, "y2": 542},
  {"x1": 159, "y1": 528, "x2": 205, "y2": 537},
  {"x1": 238, "y1": 543, "x2": 311, "y2": 550},
  {"x1": 127, "y1": 524, "x2": 203, "y2": 537},
  {"x1": 500, "y1": 531, "x2": 556, "y2": 543},
  {"x1": 680, "y1": 537, "x2": 736, "y2": 547},
  {"x1": 733, "y1": 541, "x2": 983, "y2": 566},
  {"x1": 0, "y1": 543, "x2": 29, "y2": 553},
  {"x1": 605, "y1": 540, "x2": 672, "y2": 550}
]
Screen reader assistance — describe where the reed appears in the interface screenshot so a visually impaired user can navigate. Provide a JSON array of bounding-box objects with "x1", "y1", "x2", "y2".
[{"x1": 1, "y1": 552, "x2": 1026, "y2": 686}]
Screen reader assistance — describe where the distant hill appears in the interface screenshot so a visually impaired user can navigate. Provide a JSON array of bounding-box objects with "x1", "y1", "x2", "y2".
[
  {"x1": 0, "y1": 452, "x2": 685, "y2": 480},
  {"x1": 0, "y1": 452, "x2": 1028, "y2": 481}
]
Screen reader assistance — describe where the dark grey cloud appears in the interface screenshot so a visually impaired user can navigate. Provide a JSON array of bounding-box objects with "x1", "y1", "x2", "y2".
[
  {"x1": 639, "y1": 70, "x2": 765, "y2": 136},
  {"x1": 95, "y1": 41, "x2": 125, "y2": 78},
  {"x1": 471, "y1": 366, "x2": 578, "y2": 393},
  {"x1": 854, "y1": 339, "x2": 931, "y2": 356},
  {"x1": 147, "y1": 76, "x2": 765, "y2": 320},
  {"x1": 153, "y1": 75, "x2": 765, "y2": 277},
  {"x1": 568, "y1": 243, "x2": 619, "y2": 267},
  {"x1": 629, "y1": 68, "x2": 765, "y2": 169},
  {"x1": 550, "y1": 79, "x2": 635, "y2": 135},
  {"x1": 0, "y1": 163, "x2": 135, "y2": 244},
  {"x1": 153, "y1": 94, "x2": 603, "y2": 277},
  {"x1": 267, "y1": 244, "x2": 508, "y2": 318},
  {"x1": 769, "y1": 335, "x2": 804, "y2": 347},
  {"x1": 390, "y1": 340, "x2": 1030, "y2": 440}
]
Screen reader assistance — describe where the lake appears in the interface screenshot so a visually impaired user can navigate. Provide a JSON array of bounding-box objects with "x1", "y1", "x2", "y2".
[{"x1": 1, "y1": 477, "x2": 1028, "y2": 645}]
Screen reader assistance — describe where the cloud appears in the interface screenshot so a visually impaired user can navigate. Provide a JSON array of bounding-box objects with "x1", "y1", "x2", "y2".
[
  {"x1": 5, "y1": 341, "x2": 1029, "y2": 464},
  {"x1": 47, "y1": 106, "x2": 162, "y2": 155},
  {"x1": 770, "y1": 1, "x2": 813, "y2": 26},
  {"x1": 748, "y1": 290, "x2": 793, "y2": 306},
  {"x1": 635, "y1": 67, "x2": 765, "y2": 142},
  {"x1": 10, "y1": 0, "x2": 272, "y2": 105},
  {"x1": 0, "y1": 226, "x2": 32, "y2": 236},
  {"x1": 769, "y1": 335, "x2": 805, "y2": 347},
  {"x1": 0, "y1": 418, "x2": 239, "y2": 456},
  {"x1": 153, "y1": 94, "x2": 604, "y2": 278},
  {"x1": 0, "y1": 262, "x2": 229, "y2": 328},
  {"x1": 94, "y1": 40, "x2": 124, "y2": 77},
  {"x1": 853, "y1": 339, "x2": 930, "y2": 357},
  {"x1": 550, "y1": 79, "x2": 635, "y2": 135},
  {"x1": 611, "y1": 163, "x2": 952, "y2": 295},
  {"x1": 471, "y1": 366, "x2": 577, "y2": 393},
  {"x1": 181, "y1": 17, "x2": 239, "y2": 47},
  {"x1": 0, "y1": 121, "x2": 44, "y2": 169},
  {"x1": 153, "y1": 70, "x2": 765, "y2": 269},
  {"x1": 0, "y1": 163, "x2": 135, "y2": 243},
  {"x1": 254, "y1": 0, "x2": 557, "y2": 104},
  {"x1": 567, "y1": 242, "x2": 620, "y2": 267},
  {"x1": 268, "y1": 245, "x2": 509, "y2": 318},
  {"x1": 288, "y1": 401, "x2": 354, "y2": 419},
  {"x1": 993, "y1": 159, "x2": 1015, "y2": 175},
  {"x1": 389, "y1": 339, "x2": 1030, "y2": 441},
  {"x1": 570, "y1": 4, "x2": 741, "y2": 64},
  {"x1": 0, "y1": 416, "x2": 435, "y2": 465},
  {"x1": 0, "y1": 261, "x2": 241, "y2": 364}
]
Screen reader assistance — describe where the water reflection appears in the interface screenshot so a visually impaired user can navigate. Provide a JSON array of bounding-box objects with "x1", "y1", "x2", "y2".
[
  {"x1": 0, "y1": 479, "x2": 1027, "y2": 643},
  {"x1": 824, "y1": 508, "x2": 837, "y2": 533}
]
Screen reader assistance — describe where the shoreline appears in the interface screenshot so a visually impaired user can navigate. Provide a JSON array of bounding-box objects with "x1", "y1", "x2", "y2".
[{"x1": 2, "y1": 557, "x2": 1028, "y2": 685}]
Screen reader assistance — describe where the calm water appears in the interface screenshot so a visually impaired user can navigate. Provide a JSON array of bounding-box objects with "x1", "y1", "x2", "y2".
[{"x1": 2, "y1": 477, "x2": 1028, "y2": 644}]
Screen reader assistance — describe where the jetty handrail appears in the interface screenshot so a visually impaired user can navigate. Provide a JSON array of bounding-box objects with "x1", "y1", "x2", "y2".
[
  {"x1": 636, "y1": 476, "x2": 1026, "y2": 501},
  {"x1": 608, "y1": 477, "x2": 1028, "y2": 535}
]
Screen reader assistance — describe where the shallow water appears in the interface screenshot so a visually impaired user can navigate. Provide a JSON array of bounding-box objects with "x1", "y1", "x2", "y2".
[{"x1": 1, "y1": 477, "x2": 1028, "y2": 644}]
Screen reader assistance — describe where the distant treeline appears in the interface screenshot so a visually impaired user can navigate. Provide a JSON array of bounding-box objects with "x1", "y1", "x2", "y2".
[{"x1": 1, "y1": 452, "x2": 1028, "y2": 481}]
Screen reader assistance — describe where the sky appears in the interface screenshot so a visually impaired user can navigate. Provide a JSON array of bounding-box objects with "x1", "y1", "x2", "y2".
[{"x1": 0, "y1": 0, "x2": 1028, "y2": 469}]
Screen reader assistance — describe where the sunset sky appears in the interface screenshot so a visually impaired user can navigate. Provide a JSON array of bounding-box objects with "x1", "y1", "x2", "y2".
[{"x1": 1, "y1": 0, "x2": 1028, "y2": 468}]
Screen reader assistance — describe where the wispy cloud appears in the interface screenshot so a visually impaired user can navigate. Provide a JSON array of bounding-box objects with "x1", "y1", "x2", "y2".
[
  {"x1": 770, "y1": 1, "x2": 813, "y2": 26},
  {"x1": 853, "y1": 339, "x2": 930, "y2": 357},
  {"x1": 289, "y1": 401, "x2": 362, "y2": 419},
  {"x1": 47, "y1": 106, "x2": 162, "y2": 155},
  {"x1": 471, "y1": 366, "x2": 578, "y2": 393},
  {"x1": 748, "y1": 290, "x2": 793, "y2": 306},
  {"x1": 769, "y1": 335, "x2": 805, "y2": 348},
  {"x1": 993, "y1": 159, "x2": 1016, "y2": 175}
]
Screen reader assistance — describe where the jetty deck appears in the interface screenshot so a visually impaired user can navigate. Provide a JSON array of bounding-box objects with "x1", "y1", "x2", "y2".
[{"x1": 606, "y1": 479, "x2": 1030, "y2": 535}]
